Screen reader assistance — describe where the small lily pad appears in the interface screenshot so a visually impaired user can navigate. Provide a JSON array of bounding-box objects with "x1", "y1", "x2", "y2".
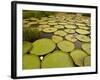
[
  {"x1": 78, "y1": 26, "x2": 89, "y2": 30},
  {"x1": 52, "y1": 35, "x2": 63, "y2": 43},
  {"x1": 67, "y1": 21, "x2": 75, "y2": 25},
  {"x1": 48, "y1": 22, "x2": 58, "y2": 25},
  {"x1": 54, "y1": 25, "x2": 64, "y2": 29},
  {"x1": 29, "y1": 17, "x2": 38, "y2": 21},
  {"x1": 38, "y1": 25, "x2": 50, "y2": 31},
  {"x1": 76, "y1": 29, "x2": 90, "y2": 34},
  {"x1": 41, "y1": 50, "x2": 74, "y2": 68},
  {"x1": 43, "y1": 28, "x2": 57, "y2": 33},
  {"x1": 38, "y1": 25, "x2": 50, "y2": 28},
  {"x1": 82, "y1": 43, "x2": 91, "y2": 55},
  {"x1": 54, "y1": 30, "x2": 67, "y2": 36},
  {"x1": 70, "y1": 49, "x2": 88, "y2": 66},
  {"x1": 58, "y1": 23, "x2": 67, "y2": 25},
  {"x1": 30, "y1": 38, "x2": 56, "y2": 55},
  {"x1": 23, "y1": 54, "x2": 40, "y2": 69},
  {"x1": 64, "y1": 25, "x2": 76, "y2": 29},
  {"x1": 65, "y1": 34, "x2": 77, "y2": 42},
  {"x1": 57, "y1": 40, "x2": 75, "y2": 52},
  {"x1": 76, "y1": 23, "x2": 86, "y2": 26},
  {"x1": 39, "y1": 22, "x2": 48, "y2": 25},
  {"x1": 64, "y1": 29, "x2": 75, "y2": 33},
  {"x1": 48, "y1": 20, "x2": 56, "y2": 23},
  {"x1": 23, "y1": 41, "x2": 32, "y2": 54},
  {"x1": 84, "y1": 56, "x2": 91, "y2": 66},
  {"x1": 41, "y1": 17, "x2": 48, "y2": 21},
  {"x1": 76, "y1": 35, "x2": 90, "y2": 42}
]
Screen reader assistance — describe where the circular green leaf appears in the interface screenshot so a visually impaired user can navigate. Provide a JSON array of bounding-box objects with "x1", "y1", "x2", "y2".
[
  {"x1": 41, "y1": 50, "x2": 74, "y2": 68},
  {"x1": 76, "y1": 35, "x2": 90, "y2": 42},
  {"x1": 78, "y1": 26, "x2": 89, "y2": 30},
  {"x1": 54, "y1": 30, "x2": 67, "y2": 36},
  {"x1": 57, "y1": 40, "x2": 75, "y2": 52},
  {"x1": 23, "y1": 54, "x2": 40, "y2": 69},
  {"x1": 23, "y1": 41, "x2": 32, "y2": 54},
  {"x1": 84, "y1": 56, "x2": 91, "y2": 66},
  {"x1": 54, "y1": 25, "x2": 64, "y2": 29},
  {"x1": 43, "y1": 28, "x2": 57, "y2": 33},
  {"x1": 52, "y1": 35, "x2": 63, "y2": 43},
  {"x1": 30, "y1": 38, "x2": 56, "y2": 55},
  {"x1": 65, "y1": 34, "x2": 77, "y2": 42},
  {"x1": 70, "y1": 49, "x2": 88, "y2": 66},
  {"x1": 76, "y1": 29, "x2": 90, "y2": 34},
  {"x1": 64, "y1": 25, "x2": 76, "y2": 29},
  {"x1": 82, "y1": 43, "x2": 91, "y2": 55},
  {"x1": 64, "y1": 29, "x2": 75, "y2": 33}
]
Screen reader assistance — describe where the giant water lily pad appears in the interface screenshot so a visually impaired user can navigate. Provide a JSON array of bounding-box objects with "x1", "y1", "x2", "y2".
[
  {"x1": 23, "y1": 54, "x2": 40, "y2": 69},
  {"x1": 38, "y1": 25, "x2": 50, "y2": 31},
  {"x1": 57, "y1": 40, "x2": 75, "y2": 52},
  {"x1": 23, "y1": 41, "x2": 32, "y2": 54},
  {"x1": 64, "y1": 25, "x2": 76, "y2": 29},
  {"x1": 66, "y1": 21, "x2": 75, "y2": 25},
  {"x1": 84, "y1": 56, "x2": 91, "y2": 66},
  {"x1": 64, "y1": 29, "x2": 75, "y2": 33},
  {"x1": 76, "y1": 23, "x2": 86, "y2": 26},
  {"x1": 76, "y1": 29, "x2": 90, "y2": 34},
  {"x1": 54, "y1": 30, "x2": 67, "y2": 36},
  {"x1": 29, "y1": 17, "x2": 38, "y2": 21},
  {"x1": 65, "y1": 34, "x2": 77, "y2": 42},
  {"x1": 76, "y1": 35, "x2": 90, "y2": 42},
  {"x1": 41, "y1": 50, "x2": 74, "y2": 68},
  {"x1": 30, "y1": 38, "x2": 56, "y2": 55},
  {"x1": 82, "y1": 43, "x2": 91, "y2": 55},
  {"x1": 52, "y1": 35, "x2": 63, "y2": 43},
  {"x1": 39, "y1": 21, "x2": 48, "y2": 25},
  {"x1": 48, "y1": 22, "x2": 58, "y2": 25},
  {"x1": 41, "y1": 17, "x2": 48, "y2": 21},
  {"x1": 38, "y1": 25, "x2": 50, "y2": 28},
  {"x1": 58, "y1": 23, "x2": 67, "y2": 25},
  {"x1": 48, "y1": 20, "x2": 56, "y2": 23},
  {"x1": 54, "y1": 25, "x2": 64, "y2": 29},
  {"x1": 78, "y1": 26, "x2": 89, "y2": 30},
  {"x1": 43, "y1": 28, "x2": 57, "y2": 33},
  {"x1": 70, "y1": 49, "x2": 88, "y2": 66}
]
